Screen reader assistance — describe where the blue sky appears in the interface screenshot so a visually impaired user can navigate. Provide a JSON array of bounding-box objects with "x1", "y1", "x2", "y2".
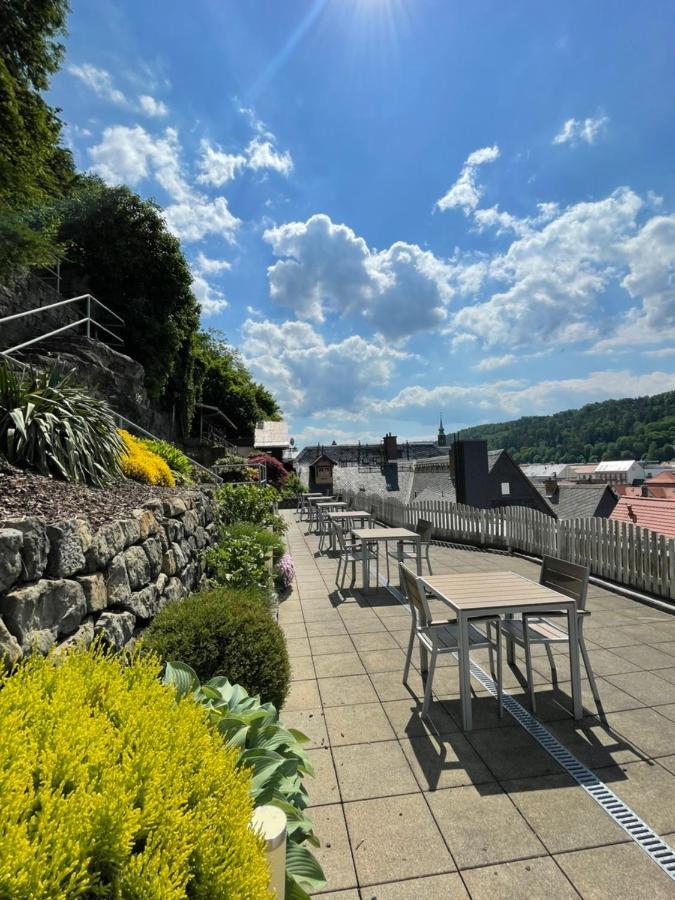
[{"x1": 50, "y1": 0, "x2": 675, "y2": 447}]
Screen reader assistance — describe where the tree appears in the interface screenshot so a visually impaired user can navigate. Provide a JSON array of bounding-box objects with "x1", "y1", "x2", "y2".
[
  {"x1": 58, "y1": 177, "x2": 200, "y2": 402},
  {"x1": 0, "y1": 0, "x2": 75, "y2": 278}
]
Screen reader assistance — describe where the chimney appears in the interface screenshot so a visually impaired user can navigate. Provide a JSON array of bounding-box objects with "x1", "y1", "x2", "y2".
[
  {"x1": 543, "y1": 477, "x2": 558, "y2": 499},
  {"x1": 453, "y1": 439, "x2": 490, "y2": 507},
  {"x1": 383, "y1": 433, "x2": 398, "y2": 461}
]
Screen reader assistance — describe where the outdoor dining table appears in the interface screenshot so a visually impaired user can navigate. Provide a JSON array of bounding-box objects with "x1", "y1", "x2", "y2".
[
  {"x1": 312, "y1": 499, "x2": 345, "y2": 531},
  {"x1": 351, "y1": 527, "x2": 422, "y2": 589},
  {"x1": 417, "y1": 570, "x2": 583, "y2": 731},
  {"x1": 300, "y1": 493, "x2": 325, "y2": 520},
  {"x1": 305, "y1": 495, "x2": 335, "y2": 524},
  {"x1": 326, "y1": 510, "x2": 373, "y2": 551}
]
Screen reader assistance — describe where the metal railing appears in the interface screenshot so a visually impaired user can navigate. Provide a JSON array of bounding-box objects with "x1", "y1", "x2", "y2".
[{"x1": 0, "y1": 293, "x2": 124, "y2": 357}]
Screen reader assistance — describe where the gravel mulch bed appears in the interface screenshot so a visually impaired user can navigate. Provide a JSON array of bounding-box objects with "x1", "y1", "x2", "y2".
[{"x1": 0, "y1": 464, "x2": 196, "y2": 531}]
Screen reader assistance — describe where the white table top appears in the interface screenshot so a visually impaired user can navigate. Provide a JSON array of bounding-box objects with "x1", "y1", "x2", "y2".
[
  {"x1": 352, "y1": 527, "x2": 420, "y2": 541},
  {"x1": 327, "y1": 510, "x2": 371, "y2": 519}
]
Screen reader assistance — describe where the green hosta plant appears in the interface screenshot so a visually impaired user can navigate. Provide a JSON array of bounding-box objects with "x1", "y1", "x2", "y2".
[
  {"x1": 0, "y1": 361, "x2": 124, "y2": 486},
  {"x1": 164, "y1": 662, "x2": 327, "y2": 899}
]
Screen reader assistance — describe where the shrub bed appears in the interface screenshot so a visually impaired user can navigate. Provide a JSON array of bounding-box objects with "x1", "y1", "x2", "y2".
[
  {"x1": 0, "y1": 648, "x2": 270, "y2": 898},
  {"x1": 119, "y1": 429, "x2": 175, "y2": 487},
  {"x1": 143, "y1": 586, "x2": 290, "y2": 709}
]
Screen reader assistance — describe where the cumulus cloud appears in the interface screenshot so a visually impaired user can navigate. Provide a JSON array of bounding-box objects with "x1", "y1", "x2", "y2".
[
  {"x1": 191, "y1": 273, "x2": 228, "y2": 315},
  {"x1": 246, "y1": 137, "x2": 293, "y2": 175},
  {"x1": 263, "y1": 214, "x2": 452, "y2": 339},
  {"x1": 197, "y1": 134, "x2": 292, "y2": 187},
  {"x1": 69, "y1": 63, "x2": 168, "y2": 118},
  {"x1": 195, "y1": 252, "x2": 232, "y2": 273},
  {"x1": 241, "y1": 319, "x2": 409, "y2": 415},
  {"x1": 88, "y1": 125, "x2": 240, "y2": 242},
  {"x1": 554, "y1": 114, "x2": 609, "y2": 146},
  {"x1": 435, "y1": 145, "x2": 500, "y2": 213},
  {"x1": 138, "y1": 94, "x2": 168, "y2": 118}
]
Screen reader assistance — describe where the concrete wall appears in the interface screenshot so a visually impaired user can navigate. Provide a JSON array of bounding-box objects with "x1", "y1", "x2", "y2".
[{"x1": 0, "y1": 490, "x2": 219, "y2": 667}]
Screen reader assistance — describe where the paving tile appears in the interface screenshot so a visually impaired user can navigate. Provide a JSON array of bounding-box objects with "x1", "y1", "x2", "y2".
[
  {"x1": 314, "y1": 891, "x2": 360, "y2": 899},
  {"x1": 555, "y1": 842, "x2": 675, "y2": 899},
  {"x1": 344, "y1": 793, "x2": 454, "y2": 885},
  {"x1": 441, "y1": 695, "x2": 514, "y2": 731},
  {"x1": 310, "y1": 804, "x2": 358, "y2": 893},
  {"x1": 546, "y1": 717, "x2": 644, "y2": 768},
  {"x1": 465, "y1": 725, "x2": 565, "y2": 780},
  {"x1": 284, "y1": 679, "x2": 322, "y2": 711},
  {"x1": 603, "y1": 706, "x2": 675, "y2": 758},
  {"x1": 590, "y1": 760, "x2": 675, "y2": 834},
  {"x1": 651, "y1": 640, "x2": 675, "y2": 658},
  {"x1": 306, "y1": 620, "x2": 349, "y2": 637},
  {"x1": 313, "y1": 652, "x2": 366, "y2": 679},
  {"x1": 400, "y1": 733, "x2": 494, "y2": 791},
  {"x1": 281, "y1": 621, "x2": 308, "y2": 640},
  {"x1": 605, "y1": 670, "x2": 675, "y2": 706},
  {"x1": 280, "y1": 707, "x2": 328, "y2": 749},
  {"x1": 324, "y1": 703, "x2": 396, "y2": 747},
  {"x1": 360, "y1": 873, "x2": 469, "y2": 899},
  {"x1": 461, "y1": 857, "x2": 578, "y2": 899},
  {"x1": 306, "y1": 747, "x2": 340, "y2": 807},
  {"x1": 502, "y1": 772, "x2": 628, "y2": 853},
  {"x1": 382, "y1": 699, "x2": 459, "y2": 739},
  {"x1": 351, "y1": 631, "x2": 399, "y2": 651},
  {"x1": 318, "y1": 674, "x2": 379, "y2": 708},
  {"x1": 342, "y1": 619, "x2": 389, "y2": 634},
  {"x1": 426, "y1": 782, "x2": 547, "y2": 869},
  {"x1": 290, "y1": 655, "x2": 316, "y2": 681},
  {"x1": 310, "y1": 635, "x2": 355, "y2": 656},
  {"x1": 278, "y1": 607, "x2": 305, "y2": 625},
  {"x1": 333, "y1": 740, "x2": 419, "y2": 801},
  {"x1": 656, "y1": 667, "x2": 675, "y2": 685},
  {"x1": 657, "y1": 703, "x2": 675, "y2": 722},
  {"x1": 370, "y1": 669, "x2": 425, "y2": 702},
  {"x1": 358, "y1": 648, "x2": 409, "y2": 674},
  {"x1": 610, "y1": 643, "x2": 675, "y2": 671},
  {"x1": 285, "y1": 637, "x2": 312, "y2": 657},
  {"x1": 304, "y1": 607, "x2": 346, "y2": 623},
  {"x1": 658, "y1": 755, "x2": 675, "y2": 775}
]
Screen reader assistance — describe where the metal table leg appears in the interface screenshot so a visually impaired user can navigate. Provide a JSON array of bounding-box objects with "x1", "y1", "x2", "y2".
[
  {"x1": 567, "y1": 603, "x2": 582, "y2": 720},
  {"x1": 458, "y1": 613, "x2": 473, "y2": 731}
]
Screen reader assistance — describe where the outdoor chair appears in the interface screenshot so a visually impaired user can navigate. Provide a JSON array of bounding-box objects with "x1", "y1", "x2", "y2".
[
  {"x1": 500, "y1": 555, "x2": 602, "y2": 715},
  {"x1": 385, "y1": 518, "x2": 433, "y2": 581},
  {"x1": 333, "y1": 522, "x2": 379, "y2": 589},
  {"x1": 399, "y1": 563, "x2": 503, "y2": 719}
]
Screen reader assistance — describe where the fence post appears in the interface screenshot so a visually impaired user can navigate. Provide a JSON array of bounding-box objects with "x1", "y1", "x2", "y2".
[{"x1": 86, "y1": 295, "x2": 91, "y2": 339}]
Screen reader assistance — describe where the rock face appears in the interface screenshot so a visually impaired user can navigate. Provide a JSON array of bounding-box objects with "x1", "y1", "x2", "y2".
[{"x1": 0, "y1": 489, "x2": 217, "y2": 656}]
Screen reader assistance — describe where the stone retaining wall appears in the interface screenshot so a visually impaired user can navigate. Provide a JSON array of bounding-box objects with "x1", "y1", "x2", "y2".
[{"x1": 0, "y1": 490, "x2": 218, "y2": 666}]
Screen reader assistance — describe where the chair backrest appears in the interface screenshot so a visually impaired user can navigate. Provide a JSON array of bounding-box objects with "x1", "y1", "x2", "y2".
[
  {"x1": 415, "y1": 518, "x2": 433, "y2": 541},
  {"x1": 398, "y1": 563, "x2": 432, "y2": 627},
  {"x1": 332, "y1": 521, "x2": 347, "y2": 552},
  {"x1": 539, "y1": 556, "x2": 589, "y2": 610}
]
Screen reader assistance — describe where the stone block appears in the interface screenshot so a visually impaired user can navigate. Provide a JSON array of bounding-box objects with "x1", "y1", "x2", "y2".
[
  {"x1": 86, "y1": 521, "x2": 126, "y2": 571},
  {"x1": 55, "y1": 616, "x2": 95, "y2": 653},
  {"x1": 164, "y1": 577, "x2": 185, "y2": 603},
  {"x1": 95, "y1": 611, "x2": 135, "y2": 649},
  {"x1": 106, "y1": 553, "x2": 131, "y2": 604},
  {"x1": 0, "y1": 618, "x2": 22, "y2": 668},
  {"x1": 165, "y1": 518, "x2": 184, "y2": 543},
  {"x1": 0, "y1": 528, "x2": 23, "y2": 592},
  {"x1": 194, "y1": 526, "x2": 208, "y2": 549},
  {"x1": 0, "y1": 517, "x2": 49, "y2": 581},
  {"x1": 119, "y1": 518, "x2": 141, "y2": 548},
  {"x1": 132, "y1": 509, "x2": 160, "y2": 540},
  {"x1": 123, "y1": 545, "x2": 151, "y2": 591},
  {"x1": 141, "y1": 498, "x2": 164, "y2": 516},
  {"x1": 155, "y1": 572, "x2": 168, "y2": 595},
  {"x1": 77, "y1": 572, "x2": 108, "y2": 613},
  {"x1": 120, "y1": 584, "x2": 158, "y2": 620},
  {"x1": 161, "y1": 549, "x2": 177, "y2": 576},
  {"x1": 142, "y1": 535, "x2": 163, "y2": 578},
  {"x1": 46, "y1": 519, "x2": 91, "y2": 578},
  {"x1": 182, "y1": 510, "x2": 199, "y2": 536},
  {"x1": 163, "y1": 497, "x2": 187, "y2": 517},
  {"x1": 0, "y1": 579, "x2": 86, "y2": 650}
]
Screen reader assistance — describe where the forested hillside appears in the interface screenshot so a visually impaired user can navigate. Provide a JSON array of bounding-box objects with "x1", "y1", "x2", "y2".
[{"x1": 458, "y1": 390, "x2": 675, "y2": 463}]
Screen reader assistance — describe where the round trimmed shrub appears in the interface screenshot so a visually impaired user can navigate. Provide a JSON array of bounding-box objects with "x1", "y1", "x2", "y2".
[
  {"x1": 0, "y1": 648, "x2": 271, "y2": 898},
  {"x1": 143, "y1": 587, "x2": 290, "y2": 709}
]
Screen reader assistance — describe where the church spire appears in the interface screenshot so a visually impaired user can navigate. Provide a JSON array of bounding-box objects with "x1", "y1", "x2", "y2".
[{"x1": 437, "y1": 413, "x2": 446, "y2": 447}]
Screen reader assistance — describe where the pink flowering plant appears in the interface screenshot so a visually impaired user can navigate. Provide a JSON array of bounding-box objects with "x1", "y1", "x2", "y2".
[{"x1": 275, "y1": 553, "x2": 295, "y2": 592}]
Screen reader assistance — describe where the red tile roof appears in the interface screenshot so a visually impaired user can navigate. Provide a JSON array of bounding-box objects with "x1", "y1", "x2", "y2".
[
  {"x1": 610, "y1": 496, "x2": 675, "y2": 538},
  {"x1": 649, "y1": 471, "x2": 675, "y2": 484}
]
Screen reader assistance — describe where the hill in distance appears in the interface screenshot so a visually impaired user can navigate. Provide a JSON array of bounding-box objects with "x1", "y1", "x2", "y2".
[{"x1": 457, "y1": 388, "x2": 675, "y2": 465}]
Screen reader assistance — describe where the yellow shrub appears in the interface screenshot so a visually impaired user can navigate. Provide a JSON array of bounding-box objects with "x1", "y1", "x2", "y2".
[
  {"x1": 118, "y1": 429, "x2": 176, "y2": 487},
  {"x1": 0, "y1": 649, "x2": 271, "y2": 899}
]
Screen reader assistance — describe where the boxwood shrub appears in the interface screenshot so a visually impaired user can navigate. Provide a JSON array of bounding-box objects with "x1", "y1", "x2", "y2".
[
  {"x1": 0, "y1": 648, "x2": 271, "y2": 898},
  {"x1": 143, "y1": 586, "x2": 290, "y2": 709}
]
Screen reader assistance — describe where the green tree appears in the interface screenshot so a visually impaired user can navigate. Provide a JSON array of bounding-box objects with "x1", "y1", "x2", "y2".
[
  {"x1": 0, "y1": 0, "x2": 75, "y2": 277},
  {"x1": 58, "y1": 177, "x2": 200, "y2": 402}
]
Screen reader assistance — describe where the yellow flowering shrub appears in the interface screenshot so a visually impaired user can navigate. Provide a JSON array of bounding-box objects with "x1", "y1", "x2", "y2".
[
  {"x1": 118, "y1": 428, "x2": 176, "y2": 487},
  {"x1": 0, "y1": 649, "x2": 272, "y2": 899}
]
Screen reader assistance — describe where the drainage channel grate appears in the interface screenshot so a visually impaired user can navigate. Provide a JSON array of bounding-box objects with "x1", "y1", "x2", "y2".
[{"x1": 378, "y1": 571, "x2": 675, "y2": 882}]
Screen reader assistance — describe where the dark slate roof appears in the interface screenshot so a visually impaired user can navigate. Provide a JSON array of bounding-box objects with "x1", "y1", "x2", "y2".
[
  {"x1": 536, "y1": 483, "x2": 616, "y2": 519},
  {"x1": 296, "y1": 441, "x2": 445, "y2": 467}
]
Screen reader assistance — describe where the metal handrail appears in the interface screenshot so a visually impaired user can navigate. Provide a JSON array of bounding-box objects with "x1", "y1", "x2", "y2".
[{"x1": 0, "y1": 293, "x2": 124, "y2": 326}]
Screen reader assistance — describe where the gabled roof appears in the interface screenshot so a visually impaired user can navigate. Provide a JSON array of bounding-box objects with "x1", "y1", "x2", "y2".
[
  {"x1": 521, "y1": 463, "x2": 571, "y2": 479},
  {"x1": 649, "y1": 471, "x2": 675, "y2": 484},
  {"x1": 537, "y1": 483, "x2": 617, "y2": 520},
  {"x1": 595, "y1": 459, "x2": 638, "y2": 472},
  {"x1": 610, "y1": 496, "x2": 675, "y2": 538}
]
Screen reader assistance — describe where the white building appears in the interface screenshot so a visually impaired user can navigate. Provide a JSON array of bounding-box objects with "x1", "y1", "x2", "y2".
[
  {"x1": 520, "y1": 463, "x2": 576, "y2": 481},
  {"x1": 593, "y1": 460, "x2": 645, "y2": 485}
]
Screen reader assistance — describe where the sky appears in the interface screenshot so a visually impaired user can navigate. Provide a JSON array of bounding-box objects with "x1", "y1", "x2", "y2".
[{"x1": 49, "y1": 0, "x2": 675, "y2": 447}]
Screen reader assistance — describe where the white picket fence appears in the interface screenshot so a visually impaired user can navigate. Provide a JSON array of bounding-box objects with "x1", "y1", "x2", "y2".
[{"x1": 340, "y1": 489, "x2": 675, "y2": 602}]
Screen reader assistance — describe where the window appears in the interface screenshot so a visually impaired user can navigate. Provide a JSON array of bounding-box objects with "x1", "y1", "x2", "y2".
[{"x1": 501, "y1": 482, "x2": 510, "y2": 495}]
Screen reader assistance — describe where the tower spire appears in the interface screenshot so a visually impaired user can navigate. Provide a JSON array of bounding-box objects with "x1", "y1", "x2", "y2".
[{"x1": 437, "y1": 413, "x2": 446, "y2": 447}]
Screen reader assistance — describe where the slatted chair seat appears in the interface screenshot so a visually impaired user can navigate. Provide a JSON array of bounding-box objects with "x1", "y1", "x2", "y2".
[
  {"x1": 501, "y1": 616, "x2": 570, "y2": 644},
  {"x1": 417, "y1": 620, "x2": 492, "y2": 653}
]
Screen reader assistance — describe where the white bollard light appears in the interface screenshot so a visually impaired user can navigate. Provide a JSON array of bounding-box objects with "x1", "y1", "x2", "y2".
[{"x1": 252, "y1": 804, "x2": 287, "y2": 898}]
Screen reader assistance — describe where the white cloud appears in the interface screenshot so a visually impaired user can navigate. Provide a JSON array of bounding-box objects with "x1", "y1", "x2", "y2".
[
  {"x1": 241, "y1": 319, "x2": 409, "y2": 416},
  {"x1": 196, "y1": 134, "x2": 292, "y2": 187},
  {"x1": 163, "y1": 196, "x2": 240, "y2": 242},
  {"x1": 195, "y1": 252, "x2": 232, "y2": 273},
  {"x1": 246, "y1": 137, "x2": 293, "y2": 175},
  {"x1": 68, "y1": 63, "x2": 128, "y2": 106},
  {"x1": 263, "y1": 213, "x2": 452, "y2": 339},
  {"x1": 474, "y1": 354, "x2": 516, "y2": 371},
  {"x1": 553, "y1": 114, "x2": 609, "y2": 146},
  {"x1": 191, "y1": 273, "x2": 228, "y2": 315},
  {"x1": 138, "y1": 94, "x2": 168, "y2": 118},
  {"x1": 448, "y1": 187, "x2": 644, "y2": 349},
  {"x1": 435, "y1": 145, "x2": 500, "y2": 213}
]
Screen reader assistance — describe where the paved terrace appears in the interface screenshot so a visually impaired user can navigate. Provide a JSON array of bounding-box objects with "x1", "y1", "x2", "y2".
[{"x1": 279, "y1": 510, "x2": 675, "y2": 899}]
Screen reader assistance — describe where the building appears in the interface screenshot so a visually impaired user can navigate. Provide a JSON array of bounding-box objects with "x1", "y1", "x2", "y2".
[
  {"x1": 521, "y1": 463, "x2": 576, "y2": 482},
  {"x1": 536, "y1": 481, "x2": 617, "y2": 520},
  {"x1": 593, "y1": 460, "x2": 645, "y2": 485},
  {"x1": 610, "y1": 496, "x2": 675, "y2": 538},
  {"x1": 253, "y1": 420, "x2": 295, "y2": 465}
]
